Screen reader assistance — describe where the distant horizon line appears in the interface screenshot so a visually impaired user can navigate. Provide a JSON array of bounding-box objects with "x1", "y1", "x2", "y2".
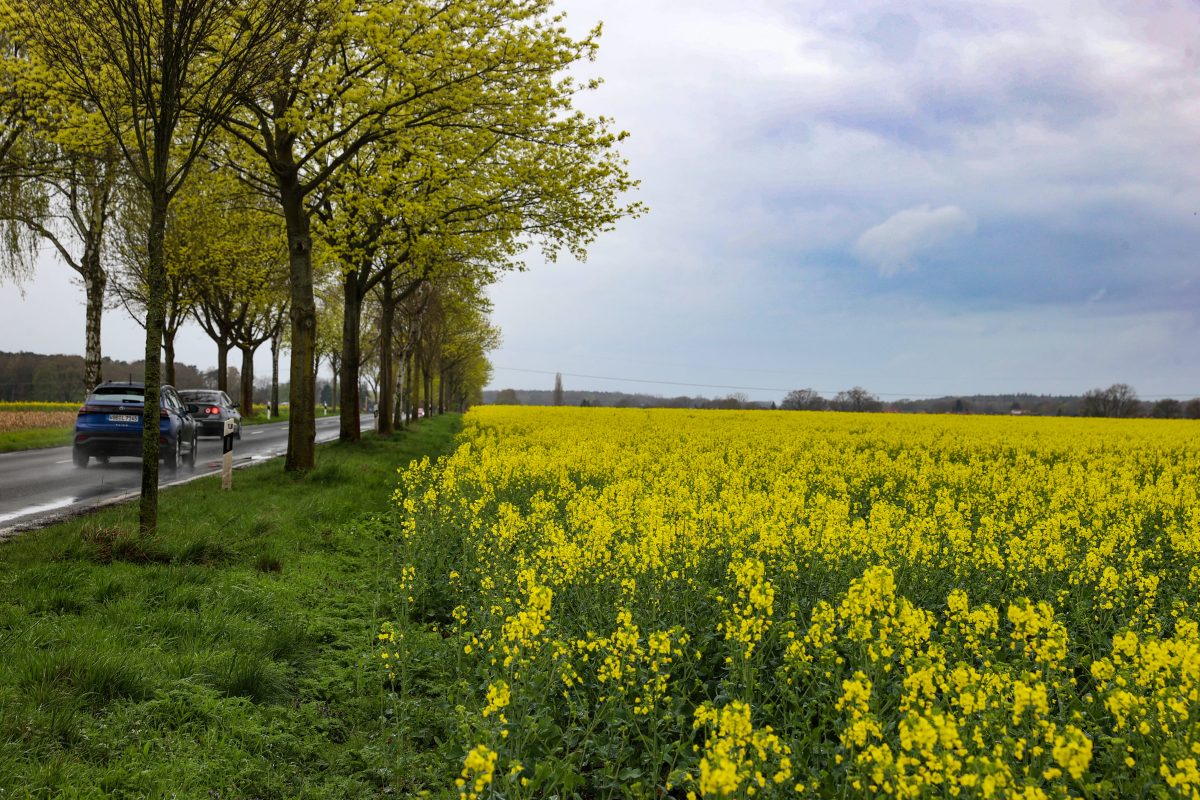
[
  {"x1": 486, "y1": 367, "x2": 1199, "y2": 401},
  {"x1": 483, "y1": 385, "x2": 1200, "y2": 403}
]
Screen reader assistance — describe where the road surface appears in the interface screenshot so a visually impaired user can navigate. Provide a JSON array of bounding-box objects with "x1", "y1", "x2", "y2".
[{"x1": 0, "y1": 415, "x2": 360, "y2": 538}]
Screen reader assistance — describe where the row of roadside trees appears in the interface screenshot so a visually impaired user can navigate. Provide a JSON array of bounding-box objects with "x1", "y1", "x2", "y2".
[{"x1": 0, "y1": 0, "x2": 642, "y2": 532}]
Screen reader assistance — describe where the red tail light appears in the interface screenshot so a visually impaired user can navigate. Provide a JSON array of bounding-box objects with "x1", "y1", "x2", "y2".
[
  {"x1": 79, "y1": 403, "x2": 147, "y2": 415},
  {"x1": 207, "y1": 406, "x2": 221, "y2": 415},
  {"x1": 160, "y1": 408, "x2": 170, "y2": 418}
]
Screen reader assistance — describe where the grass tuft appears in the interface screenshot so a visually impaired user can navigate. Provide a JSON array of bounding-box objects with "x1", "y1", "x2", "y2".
[
  {"x1": 19, "y1": 647, "x2": 150, "y2": 706},
  {"x1": 173, "y1": 536, "x2": 234, "y2": 566},
  {"x1": 258, "y1": 617, "x2": 312, "y2": 665},
  {"x1": 92, "y1": 576, "x2": 128, "y2": 604},
  {"x1": 305, "y1": 462, "x2": 348, "y2": 485},
  {"x1": 78, "y1": 524, "x2": 170, "y2": 565},
  {"x1": 202, "y1": 652, "x2": 289, "y2": 704},
  {"x1": 254, "y1": 549, "x2": 284, "y2": 573}
]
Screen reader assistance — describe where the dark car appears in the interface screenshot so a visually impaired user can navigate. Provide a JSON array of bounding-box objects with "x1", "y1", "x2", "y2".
[
  {"x1": 178, "y1": 389, "x2": 242, "y2": 439},
  {"x1": 73, "y1": 381, "x2": 197, "y2": 471}
]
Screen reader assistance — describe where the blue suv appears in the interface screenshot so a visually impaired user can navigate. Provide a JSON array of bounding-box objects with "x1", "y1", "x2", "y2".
[{"x1": 73, "y1": 381, "x2": 198, "y2": 471}]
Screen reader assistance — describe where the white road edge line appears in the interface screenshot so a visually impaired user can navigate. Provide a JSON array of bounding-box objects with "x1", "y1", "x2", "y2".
[{"x1": 0, "y1": 498, "x2": 77, "y2": 525}]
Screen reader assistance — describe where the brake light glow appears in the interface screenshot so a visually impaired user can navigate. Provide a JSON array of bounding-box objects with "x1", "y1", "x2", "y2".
[
  {"x1": 207, "y1": 406, "x2": 221, "y2": 415},
  {"x1": 78, "y1": 404, "x2": 134, "y2": 415}
]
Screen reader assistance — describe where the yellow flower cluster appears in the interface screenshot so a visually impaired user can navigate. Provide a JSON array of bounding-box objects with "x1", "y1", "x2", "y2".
[
  {"x1": 376, "y1": 620, "x2": 402, "y2": 682},
  {"x1": 391, "y1": 407, "x2": 1200, "y2": 798},
  {"x1": 457, "y1": 744, "x2": 498, "y2": 800},
  {"x1": 692, "y1": 700, "x2": 792, "y2": 797},
  {"x1": 719, "y1": 558, "x2": 775, "y2": 661}
]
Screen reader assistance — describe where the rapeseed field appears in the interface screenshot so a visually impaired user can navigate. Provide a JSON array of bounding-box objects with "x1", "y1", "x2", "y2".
[{"x1": 387, "y1": 407, "x2": 1200, "y2": 799}]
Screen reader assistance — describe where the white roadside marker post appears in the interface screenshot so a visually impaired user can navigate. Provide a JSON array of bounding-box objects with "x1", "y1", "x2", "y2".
[{"x1": 221, "y1": 418, "x2": 236, "y2": 490}]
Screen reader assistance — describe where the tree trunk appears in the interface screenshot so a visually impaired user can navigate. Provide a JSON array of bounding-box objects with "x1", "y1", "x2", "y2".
[
  {"x1": 438, "y1": 368, "x2": 446, "y2": 414},
  {"x1": 241, "y1": 346, "x2": 255, "y2": 417},
  {"x1": 405, "y1": 355, "x2": 414, "y2": 424},
  {"x1": 377, "y1": 272, "x2": 395, "y2": 436},
  {"x1": 81, "y1": 248, "x2": 105, "y2": 395},
  {"x1": 139, "y1": 184, "x2": 168, "y2": 535},
  {"x1": 329, "y1": 357, "x2": 338, "y2": 414},
  {"x1": 423, "y1": 364, "x2": 433, "y2": 419},
  {"x1": 397, "y1": 353, "x2": 410, "y2": 427},
  {"x1": 163, "y1": 333, "x2": 176, "y2": 387},
  {"x1": 339, "y1": 270, "x2": 362, "y2": 441},
  {"x1": 216, "y1": 342, "x2": 229, "y2": 392},
  {"x1": 278, "y1": 175, "x2": 316, "y2": 472},
  {"x1": 270, "y1": 329, "x2": 281, "y2": 418},
  {"x1": 392, "y1": 352, "x2": 404, "y2": 430}
]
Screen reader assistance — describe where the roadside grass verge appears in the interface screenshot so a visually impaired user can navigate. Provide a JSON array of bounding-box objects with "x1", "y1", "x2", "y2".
[
  {"x1": 0, "y1": 426, "x2": 73, "y2": 454},
  {"x1": 0, "y1": 414, "x2": 460, "y2": 799}
]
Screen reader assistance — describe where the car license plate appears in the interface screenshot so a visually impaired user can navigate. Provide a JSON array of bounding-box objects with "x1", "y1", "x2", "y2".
[{"x1": 109, "y1": 414, "x2": 139, "y2": 422}]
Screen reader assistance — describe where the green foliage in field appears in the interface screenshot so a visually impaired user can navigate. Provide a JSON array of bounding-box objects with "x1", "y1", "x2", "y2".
[{"x1": 382, "y1": 407, "x2": 1200, "y2": 800}]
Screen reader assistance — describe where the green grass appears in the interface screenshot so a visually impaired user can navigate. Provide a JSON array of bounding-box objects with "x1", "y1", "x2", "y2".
[
  {"x1": 0, "y1": 415, "x2": 460, "y2": 799},
  {"x1": 0, "y1": 427, "x2": 73, "y2": 454}
]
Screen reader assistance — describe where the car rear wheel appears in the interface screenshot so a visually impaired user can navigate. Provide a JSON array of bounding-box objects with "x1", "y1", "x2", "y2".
[
  {"x1": 72, "y1": 447, "x2": 88, "y2": 469},
  {"x1": 163, "y1": 441, "x2": 181, "y2": 473}
]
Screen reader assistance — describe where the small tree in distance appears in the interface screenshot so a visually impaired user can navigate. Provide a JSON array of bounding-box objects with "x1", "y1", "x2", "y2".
[
  {"x1": 1151, "y1": 398, "x2": 1182, "y2": 419},
  {"x1": 833, "y1": 386, "x2": 882, "y2": 412},
  {"x1": 553, "y1": 373, "x2": 564, "y2": 406},
  {"x1": 781, "y1": 388, "x2": 825, "y2": 411},
  {"x1": 496, "y1": 388, "x2": 520, "y2": 405},
  {"x1": 1082, "y1": 383, "x2": 1140, "y2": 418}
]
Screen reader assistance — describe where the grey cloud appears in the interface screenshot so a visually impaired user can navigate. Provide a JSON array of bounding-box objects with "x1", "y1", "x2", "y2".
[{"x1": 853, "y1": 205, "x2": 976, "y2": 276}]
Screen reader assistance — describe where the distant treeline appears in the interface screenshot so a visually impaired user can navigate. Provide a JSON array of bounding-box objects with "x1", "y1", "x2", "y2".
[
  {"x1": 484, "y1": 384, "x2": 1200, "y2": 419},
  {"x1": 0, "y1": 351, "x2": 211, "y2": 402}
]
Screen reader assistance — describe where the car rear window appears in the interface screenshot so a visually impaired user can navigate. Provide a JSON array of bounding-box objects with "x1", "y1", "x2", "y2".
[
  {"x1": 88, "y1": 387, "x2": 145, "y2": 404},
  {"x1": 181, "y1": 392, "x2": 221, "y2": 402}
]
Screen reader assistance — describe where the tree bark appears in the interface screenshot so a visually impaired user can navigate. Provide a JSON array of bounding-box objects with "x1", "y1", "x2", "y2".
[
  {"x1": 427, "y1": 364, "x2": 436, "y2": 419},
  {"x1": 278, "y1": 174, "x2": 316, "y2": 471},
  {"x1": 328, "y1": 355, "x2": 338, "y2": 414},
  {"x1": 81, "y1": 259, "x2": 106, "y2": 394},
  {"x1": 240, "y1": 345, "x2": 254, "y2": 417},
  {"x1": 270, "y1": 328, "x2": 281, "y2": 417},
  {"x1": 377, "y1": 271, "x2": 394, "y2": 436},
  {"x1": 397, "y1": 353, "x2": 410, "y2": 427},
  {"x1": 163, "y1": 333, "x2": 176, "y2": 387},
  {"x1": 339, "y1": 269, "x2": 362, "y2": 441},
  {"x1": 139, "y1": 184, "x2": 168, "y2": 534},
  {"x1": 216, "y1": 342, "x2": 229, "y2": 392}
]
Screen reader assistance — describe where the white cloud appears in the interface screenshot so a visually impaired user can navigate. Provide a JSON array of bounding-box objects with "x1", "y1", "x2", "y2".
[{"x1": 853, "y1": 204, "x2": 976, "y2": 276}]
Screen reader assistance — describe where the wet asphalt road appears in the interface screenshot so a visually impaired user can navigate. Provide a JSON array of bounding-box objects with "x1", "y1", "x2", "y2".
[{"x1": 0, "y1": 416, "x2": 352, "y2": 537}]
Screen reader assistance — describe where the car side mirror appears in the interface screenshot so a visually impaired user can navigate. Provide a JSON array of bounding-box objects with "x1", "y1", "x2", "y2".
[{"x1": 231, "y1": 402, "x2": 239, "y2": 409}]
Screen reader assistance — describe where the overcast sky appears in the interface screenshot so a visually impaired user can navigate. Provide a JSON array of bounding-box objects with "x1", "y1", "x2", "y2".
[{"x1": 4, "y1": 0, "x2": 1200, "y2": 402}]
